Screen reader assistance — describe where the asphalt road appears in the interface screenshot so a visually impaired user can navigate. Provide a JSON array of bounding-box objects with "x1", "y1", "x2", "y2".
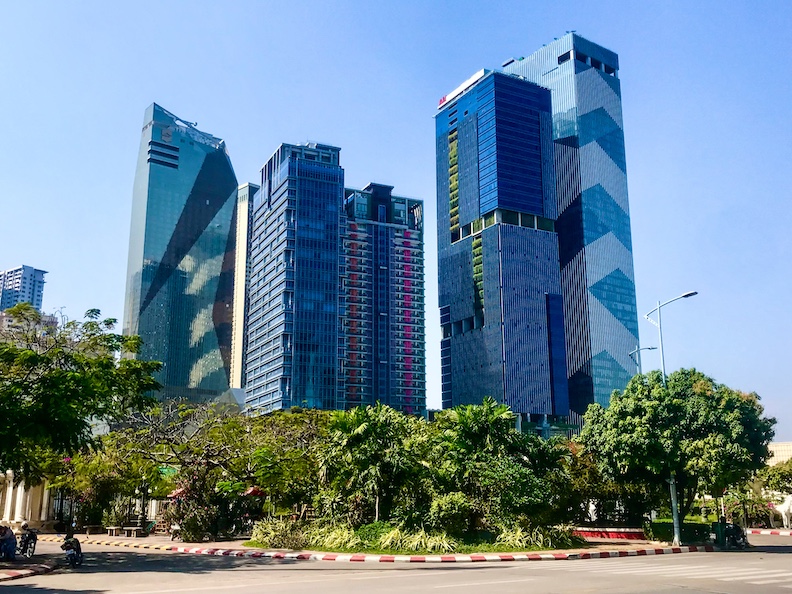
[{"x1": 4, "y1": 535, "x2": 791, "y2": 593}]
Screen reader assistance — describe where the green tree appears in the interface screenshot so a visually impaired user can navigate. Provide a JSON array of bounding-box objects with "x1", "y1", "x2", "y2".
[
  {"x1": 0, "y1": 303, "x2": 161, "y2": 481},
  {"x1": 579, "y1": 369, "x2": 775, "y2": 520},
  {"x1": 318, "y1": 404, "x2": 429, "y2": 524},
  {"x1": 761, "y1": 458, "x2": 792, "y2": 494},
  {"x1": 433, "y1": 397, "x2": 564, "y2": 527}
]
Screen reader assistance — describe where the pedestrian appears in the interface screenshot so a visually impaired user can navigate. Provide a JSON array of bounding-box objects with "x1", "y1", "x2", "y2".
[{"x1": 0, "y1": 525, "x2": 16, "y2": 561}]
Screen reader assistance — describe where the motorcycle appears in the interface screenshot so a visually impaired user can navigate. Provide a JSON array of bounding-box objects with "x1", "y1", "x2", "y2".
[
  {"x1": 61, "y1": 536, "x2": 83, "y2": 568},
  {"x1": 724, "y1": 523, "x2": 748, "y2": 550},
  {"x1": 16, "y1": 529, "x2": 37, "y2": 558}
]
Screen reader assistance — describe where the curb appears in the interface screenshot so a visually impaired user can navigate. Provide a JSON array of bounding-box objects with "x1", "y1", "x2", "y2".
[
  {"x1": 747, "y1": 529, "x2": 792, "y2": 537},
  {"x1": 37, "y1": 535, "x2": 713, "y2": 563},
  {"x1": 0, "y1": 563, "x2": 57, "y2": 583}
]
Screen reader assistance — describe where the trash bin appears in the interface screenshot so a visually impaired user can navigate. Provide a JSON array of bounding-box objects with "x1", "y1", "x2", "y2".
[{"x1": 711, "y1": 521, "x2": 725, "y2": 547}]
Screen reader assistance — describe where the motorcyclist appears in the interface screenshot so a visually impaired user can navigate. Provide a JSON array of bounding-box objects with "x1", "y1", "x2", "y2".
[{"x1": 0, "y1": 525, "x2": 16, "y2": 561}]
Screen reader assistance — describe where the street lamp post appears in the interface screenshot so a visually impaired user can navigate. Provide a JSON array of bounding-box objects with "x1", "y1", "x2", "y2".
[
  {"x1": 643, "y1": 290, "x2": 698, "y2": 547},
  {"x1": 628, "y1": 345, "x2": 657, "y2": 375}
]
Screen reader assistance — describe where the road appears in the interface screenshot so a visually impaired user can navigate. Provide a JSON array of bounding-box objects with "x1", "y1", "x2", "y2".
[{"x1": 3, "y1": 535, "x2": 791, "y2": 593}]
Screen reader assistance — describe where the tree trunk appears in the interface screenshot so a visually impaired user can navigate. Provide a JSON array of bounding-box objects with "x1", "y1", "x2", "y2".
[{"x1": 375, "y1": 494, "x2": 379, "y2": 522}]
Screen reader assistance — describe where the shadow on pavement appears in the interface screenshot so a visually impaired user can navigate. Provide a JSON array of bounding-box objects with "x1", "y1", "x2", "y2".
[
  {"x1": 1, "y1": 586, "x2": 105, "y2": 594},
  {"x1": 745, "y1": 543, "x2": 792, "y2": 554}
]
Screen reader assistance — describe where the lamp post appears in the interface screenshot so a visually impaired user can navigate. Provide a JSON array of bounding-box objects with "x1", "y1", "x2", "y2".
[
  {"x1": 628, "y1": 345, "x2": 657, "y2": 375},
  {"x1": 643, "y1": 290, "x2": 698, "y2": 547}
]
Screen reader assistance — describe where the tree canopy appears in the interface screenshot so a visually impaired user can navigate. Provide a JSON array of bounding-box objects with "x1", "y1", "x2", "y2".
[
  {"x1": 579, "y1": 368, "x2": 775, "y2": 518},
  {"x1": 0, "y1": 303, "x2": 161, "y2": 481}
]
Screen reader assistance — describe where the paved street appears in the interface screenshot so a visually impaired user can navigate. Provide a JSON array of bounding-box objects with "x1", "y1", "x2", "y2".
[{"x1": 3, "y1": 535, "x2": 790, "y2": 593}]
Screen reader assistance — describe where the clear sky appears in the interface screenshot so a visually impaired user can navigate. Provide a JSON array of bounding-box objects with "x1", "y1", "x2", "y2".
[{"x1": 1, "y1": 1, "x2": 790, "y2": 439}]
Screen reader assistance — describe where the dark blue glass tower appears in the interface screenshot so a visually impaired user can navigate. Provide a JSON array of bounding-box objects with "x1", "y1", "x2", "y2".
[
  {"x1": 436, "y1": 71, "x2": 569, "y2": 416},
  {"x1": 123, "y1": 103, "x2": 239, "y2": 402},
  {"x1": 245, "y1": 144, "x2": 345, "y2": 412},
  {"x1": 503, "y1": 34, "x2": 640, "y2": 417}
]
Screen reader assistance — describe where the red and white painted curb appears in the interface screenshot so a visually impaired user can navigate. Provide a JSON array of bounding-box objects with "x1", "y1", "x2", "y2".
[
  {"x1": 747, "y1": 528, "x2": 792, "y2": 537},
  {"x1": 0, "y1": 563, "x2": 57, "y2": 583},
  {"x1": 573, "y1": 527, "x2": 647, "y2": 540},
  {"x1": 37, "y1": 536, "x2": 713, "y2": 562}
]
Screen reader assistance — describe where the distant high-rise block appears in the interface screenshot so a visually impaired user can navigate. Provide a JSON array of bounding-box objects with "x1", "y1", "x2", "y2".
[
  {"x1": 245, "y1": 143, "x2": 346, "y2": 413},
  {"x1": 123, "y1": 103, "x2": 239, "y2": 402},
  {"x1": 503, "y1": 34, "x2": 639, "y2": 416},
  {"x1": 230, "y1": 182, "x2": 259, "y2": 393},
  {"x1": 0, "y1": 265, "x2": 47, "y2": 312},
  {"x1": 436, "y1": 70, "x2": 569, "y2": 416},
  {"x1": 343, "y1": 183, "x2": 425, "y2": 415}
]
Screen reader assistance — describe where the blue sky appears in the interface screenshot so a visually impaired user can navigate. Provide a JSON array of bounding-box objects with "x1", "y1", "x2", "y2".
[{"x1": 1, "y1": 1, "x2": 790, "y2": 439}]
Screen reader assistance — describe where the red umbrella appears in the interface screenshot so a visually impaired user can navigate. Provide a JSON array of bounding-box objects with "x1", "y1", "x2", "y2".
[{"x1": 242, "y1": 486, "x2": 265, "y2": 497}]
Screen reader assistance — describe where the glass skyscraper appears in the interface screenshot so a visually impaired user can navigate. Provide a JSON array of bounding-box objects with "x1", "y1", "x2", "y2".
[
  {"x1": 343, "y1": 183, "x2": 425, "y2": 415},
  {"x1": 436, "y1": 71, "x2": 569, "y2": 416},
  {"x1": 503, "y1": 34, "x2": 639, "y2": 417},
  {"x1": 244, "y1": 144, "x2": 427, "y2": 415},
  {"x1": 123, "y1": 103, "x2": 239, "y2": 402},
  {"x1": 245, "y1": 143, "x2": 345, "y2": 412}
]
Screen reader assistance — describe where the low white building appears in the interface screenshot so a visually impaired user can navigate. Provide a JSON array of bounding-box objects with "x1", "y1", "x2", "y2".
[{"x1": 0, "y1": 471, "x2": 55, "y2": 530}]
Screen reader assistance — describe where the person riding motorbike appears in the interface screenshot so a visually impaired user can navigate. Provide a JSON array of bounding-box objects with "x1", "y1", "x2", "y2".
[{"x1": 16, "y1": 522, "x2": 37, "y2": 558}]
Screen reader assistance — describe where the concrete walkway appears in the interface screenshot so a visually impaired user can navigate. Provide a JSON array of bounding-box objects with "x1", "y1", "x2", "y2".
[{"x1": 36, "y1": 533, "x2": 714, "y2": 563}]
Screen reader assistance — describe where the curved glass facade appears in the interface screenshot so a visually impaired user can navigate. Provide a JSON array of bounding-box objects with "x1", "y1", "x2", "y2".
[{"x1": 123, "y1": 103, "x2": 239, "y2": 402}]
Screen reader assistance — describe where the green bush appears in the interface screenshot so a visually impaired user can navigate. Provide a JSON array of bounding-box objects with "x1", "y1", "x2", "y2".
[
  {"x1": 496, "y1": 524, "x2": 580, "y2": 550},
  {"x1": 170, "y1": 500, "x2": 220, "y2": 542},
  {"x1": 250, "y1": 517, "x2": 307, "y2": 550},
  {"x1": 355, "y1": 522, "x2": 393, "y2": 546},
  {"x1": 428, "y1": 492, "x2": 471, "y2": 535},
  {"x1": 645, "y1": 520, "x2": 711, "y2": 544},
  {"x1": 309, "y1": 525, "x2": 361, "y2": 550}
]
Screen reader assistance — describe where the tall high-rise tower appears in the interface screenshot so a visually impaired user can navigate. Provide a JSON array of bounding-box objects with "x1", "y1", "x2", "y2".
[
  {"x1": 343, "y1": 183, "x2": 425, "y2": 415},
  {"x1": 123, "y1": 103, "x2": 239, "y2": 402},
  {"x1": 503, "y1": 34, "x2": 639, "y2": 417},
  {"x1": 0, "y1": 265, "x2": 47, "y2": 311},
  {"x1": 245, "y1": 143, "x2": 346, "y2": 413},
  {"x1": 436, "y1": 71, "x2": 569, "y2": 416}
]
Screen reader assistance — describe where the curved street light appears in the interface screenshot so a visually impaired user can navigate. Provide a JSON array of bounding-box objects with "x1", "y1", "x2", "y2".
[
  {"x1": 628, "y1": 345, "x2": 657, "y2": 375},
  {"x1": 643, "y1": 291, "x2": 698, "y2": 547}
]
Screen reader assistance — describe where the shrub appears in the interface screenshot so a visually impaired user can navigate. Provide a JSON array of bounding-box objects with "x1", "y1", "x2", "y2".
[
  {"x1": 378, "y1": 526, "x2": 405, "y2": 550},
  {"x1": 355, "y1": 522, "x2": 393, "y2": 547},
  {"x1": 428, "y1": 492, "x2": 471, "y2": 535},
  {"x1": 250, "y1": 517, "x2": 307, "y2": 550},
  {"x1": 178, "y1": 501, "x2": 219, "y2": 542},
  {"x1": 496, "y1": 523, "x2": 580, "y2": 550},
  {"x1": 306, "y1": 525, "x2": 361, "y2": 550},
  {"x1": 402, "y1": 528, "x2": 457, "y2": 552},
  {"x1": 644, "y1": 520, "x2": 711, "y2": 544}
]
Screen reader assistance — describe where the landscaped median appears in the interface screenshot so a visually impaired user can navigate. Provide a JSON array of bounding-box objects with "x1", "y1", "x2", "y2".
[{"x1": 36, "y1": 534, "x2": 714, "y2": 563}]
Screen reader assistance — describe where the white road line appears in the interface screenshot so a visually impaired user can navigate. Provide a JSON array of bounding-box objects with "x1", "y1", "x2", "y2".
[
  {"x1": 603, "y1": 564, "x2": 710, "y2": 575},
  {"x1": 434, "y1": 578, "x2": 535, "y2": 589},
  {"x1": 719, "y1": 570, "x2": 792, "y2": 582},
  {"x1": 748, "y1": 572, "x2": 792, "y2": 586}
]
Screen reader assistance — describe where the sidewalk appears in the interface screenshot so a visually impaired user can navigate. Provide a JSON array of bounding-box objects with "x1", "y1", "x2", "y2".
[
  {"x1": 0, "y1": 552, "x2": 59, "y2": 583},
  {"x1": 37, "y1": 533, "x2": 714, "y2": 563}
]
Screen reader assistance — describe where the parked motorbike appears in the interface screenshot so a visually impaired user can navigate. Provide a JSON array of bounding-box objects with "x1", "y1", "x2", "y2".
[
  {"x1": 16, "y1": 526, "x2": 37, "y2": 558},
  {"x1": 724, "y1": 523, "x2": 748, "y2": 549},
  {"x1": 61, "y1": 536, "x2": 83, "y2": 568}
]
